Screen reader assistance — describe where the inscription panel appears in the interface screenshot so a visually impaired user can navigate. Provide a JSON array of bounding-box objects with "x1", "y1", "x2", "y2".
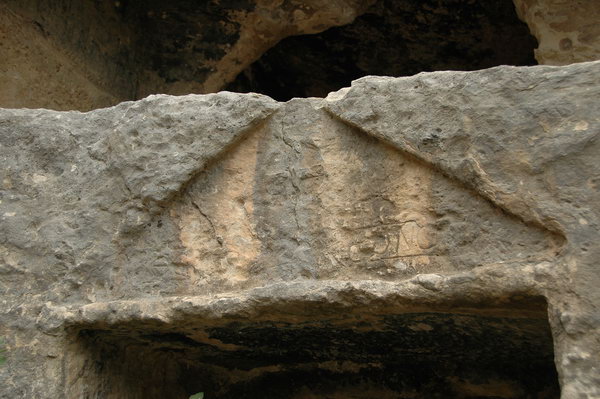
[{"x1": 166, "y1": 105, "x2": 562, "y2": 291}]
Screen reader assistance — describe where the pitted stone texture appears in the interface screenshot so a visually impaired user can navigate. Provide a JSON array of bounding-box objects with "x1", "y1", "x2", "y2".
[
  {"x1": 325, "y1": 61, "x2": 600, "y2": 398},
  {"x1": 138, "y1": 99, "x2": 559, "y2": 298},
  {"x1": 106, "y1": 92, "x2": 279, "y2": 208},
  {"x1": 514, "y1": 0, "x2": 600, "y2": 65},
  {"x1": 0, "y1": 92, "x2": 278, "y2": 307},
  {"x1": 1, "y1": 62, "x2": 600, "y2": 398},
  {"x1": 0, "y1": 92, "x2": 278, "y2": 398}
]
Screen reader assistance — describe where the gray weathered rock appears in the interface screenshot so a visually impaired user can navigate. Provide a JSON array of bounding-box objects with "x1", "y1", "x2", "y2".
[{"x1": 1, "y1": 61, "x2": 600, "y2": 398}]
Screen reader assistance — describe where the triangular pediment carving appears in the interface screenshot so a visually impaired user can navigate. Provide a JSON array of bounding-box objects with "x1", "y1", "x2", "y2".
[{"x1": 119, "y1": 100, "x2": 562, "y2": 296}]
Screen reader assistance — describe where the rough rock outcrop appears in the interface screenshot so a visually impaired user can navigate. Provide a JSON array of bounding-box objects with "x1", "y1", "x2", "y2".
[
  {"x1": 514, "y1": 0, "x2": 600, "y2": 65},
  {"x1": 0, "y1": 0, "x2": 371, "y2": 110},
  {"x1": 3, "y1": 0, "x2": 600, "y2": 111},
  {"x1": 228, "y1": 0, "x2": 538, "y2": 100},
  {"x1": 1, "y1": 61, "x2": 599, "y2": 398}
]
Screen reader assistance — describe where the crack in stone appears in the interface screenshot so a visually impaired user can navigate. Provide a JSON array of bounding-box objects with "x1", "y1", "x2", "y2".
[{"x1": 190, "y1": 195, "x2": 223, "y2": 247}]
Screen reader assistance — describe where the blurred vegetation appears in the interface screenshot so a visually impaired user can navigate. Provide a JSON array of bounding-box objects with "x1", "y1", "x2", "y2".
[{"x1": 0, "y1": 339, "x2": 5, "y2": 365}]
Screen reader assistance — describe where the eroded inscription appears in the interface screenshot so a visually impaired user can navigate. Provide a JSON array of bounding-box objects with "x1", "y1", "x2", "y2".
[{"x1": 167, "y1": 105, "x2": 561, "y2": 291}]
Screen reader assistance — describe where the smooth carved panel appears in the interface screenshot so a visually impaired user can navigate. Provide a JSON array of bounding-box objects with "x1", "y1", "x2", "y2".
[{"x1": 165, "y1": 102, "x2": 562, "y2": 293}]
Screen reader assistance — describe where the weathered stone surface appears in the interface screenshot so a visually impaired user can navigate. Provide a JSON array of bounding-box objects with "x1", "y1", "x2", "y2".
[
  {"x1": 514, "y1": 0, "x2": 600, "y2": 65},
  {"x1": 1, "y1": 62, "x2": 600, "y2": 397},
  {"x1": 325, "y1": 61, "x2": 600, "y2": 398},
  {"x1": 0, "y1": 92, "x2": 279, "y2": 397}
]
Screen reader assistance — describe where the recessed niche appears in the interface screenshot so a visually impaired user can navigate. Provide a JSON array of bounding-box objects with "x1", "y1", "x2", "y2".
[{"x1": 67, "y1": 296, "x2": 559, "y2": 398}]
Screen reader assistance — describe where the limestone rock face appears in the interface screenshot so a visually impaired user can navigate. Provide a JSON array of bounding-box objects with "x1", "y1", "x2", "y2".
[
  {"x1": 4, "y1": 0, "x2": 600, "y2": 111},
  {"x1": 0, "y1": 0, "x2": 372, "y2": 111},
  {"x1": 1, "y1": 62, "x2": 600, "y2": 398},
  {"x1": 228, "y1": 0, "x2": 538, "y2": 100},
  {"x1": 514, "y1": 0, "x2": 600, "y2": 65}
]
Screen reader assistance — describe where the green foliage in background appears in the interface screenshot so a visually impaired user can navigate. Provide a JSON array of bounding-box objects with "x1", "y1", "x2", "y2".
[
  {"x1": 189, "y1": 393, "x2": 204, "y2": 399},
  {"x1": 0, "y1": 339, "x2": 6, "y2": 366}
]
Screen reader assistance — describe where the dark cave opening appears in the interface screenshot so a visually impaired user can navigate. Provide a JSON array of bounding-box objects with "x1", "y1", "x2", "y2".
[
  {"x1": 226, "y1": 0, "x2": 538, "y2": 101},
  {"x1": 68, "y1": 300, "x2": 559, "y2": 398},
  {"x1": 3, "y1": 0, "x2": 538, "y2": 106}
]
